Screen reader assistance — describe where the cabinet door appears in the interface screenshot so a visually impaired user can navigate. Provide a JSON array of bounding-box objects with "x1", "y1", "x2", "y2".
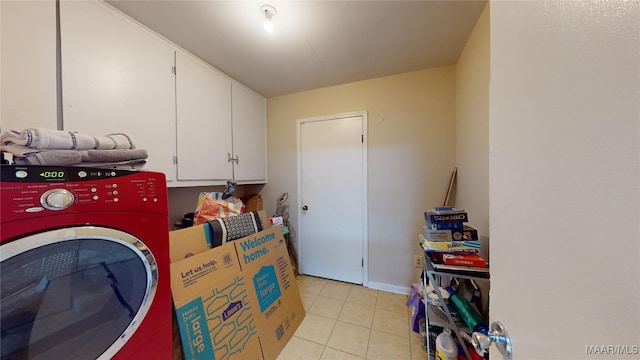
[
  {"x1": 175, "y1": 51, "x2": 232, "y2": 181},
  {"x1": 231, "y1": 82, "x2": 267, "y2": 182},
  {"x1": 1, "y1": 0, "x2": 57, "y2": 131},
  {"x1": 59, "y1": 1, "x2": 176, "y2": 181}
]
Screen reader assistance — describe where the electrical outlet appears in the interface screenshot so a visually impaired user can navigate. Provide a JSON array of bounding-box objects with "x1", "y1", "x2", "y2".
[{"x1": 414, "y1": 255, "x2": 423, "y2": 268}]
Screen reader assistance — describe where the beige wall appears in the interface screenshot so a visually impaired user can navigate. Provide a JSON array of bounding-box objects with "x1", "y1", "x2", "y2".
[
  {"x1": 455, "y1": 4, "x2": 490, "y2": 261},
  {"x1": 1, "y1": 0, "x2": 58, "y2": 131},
  {"x1": 454, "y1": 2, "x2": 490, "y2": 315},
  {"x1": 264, "y1": 66, "x2": 457, "y2": 291}
]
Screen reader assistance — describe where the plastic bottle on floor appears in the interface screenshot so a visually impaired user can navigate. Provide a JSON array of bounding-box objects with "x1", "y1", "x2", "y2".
[{"x1": 435, "y1": 328, "x2": 458, "y2": 360}]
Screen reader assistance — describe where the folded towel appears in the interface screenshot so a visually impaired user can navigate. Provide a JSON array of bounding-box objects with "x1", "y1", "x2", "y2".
[
  {"x1": 14, "y1": 156, "x2": 147, "y2": 171},
  {"x1": 81, "y1": 149, "x2": 148, "y2": 163},
  {"x1": 1, "y1": 128, "x2": 136, "y2": 150},
  {"x1": 0, "y1": 143, "x2": 44, "y2": 158},
  {"x1": 12, "y1": 150, "x2": 83, "y2": 166},
  {"x1": 12, "y1": 149, "x2": 148, "y2": 167},
  {"x1": 76, "y1": 160, "x2": 147, "y2": 171}
]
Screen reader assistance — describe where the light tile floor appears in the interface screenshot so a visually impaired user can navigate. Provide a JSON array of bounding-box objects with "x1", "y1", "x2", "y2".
[{"x1": 276, "y1": 275, "x2": 428, "y2": 360}]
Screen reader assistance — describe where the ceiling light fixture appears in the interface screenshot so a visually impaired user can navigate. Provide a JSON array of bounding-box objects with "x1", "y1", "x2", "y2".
[{"x1": 260, "y1": 5, "x2": 277, "y2": 33}]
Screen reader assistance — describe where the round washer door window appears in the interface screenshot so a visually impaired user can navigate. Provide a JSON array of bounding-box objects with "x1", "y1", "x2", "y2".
[{"x1": 1, "y1": 226, "x2": 157, "y2": 360}]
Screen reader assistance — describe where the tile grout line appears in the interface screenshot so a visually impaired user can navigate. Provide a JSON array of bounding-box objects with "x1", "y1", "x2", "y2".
[
  {"x1": 323, "y1": 285, "x2": 350, "y2": 355},
  {"x1": 360, "y1": 287, "x2": 381, "y2": 359},
  {"x1": 325, "y1": 284, "x2": 373, "y2": 359},
  {"x1": 295, "y1": 276, "x2": 418, "y2": 360},
  {"x1": 317, "y1": 290, "x2": 346, "y2": 360}
]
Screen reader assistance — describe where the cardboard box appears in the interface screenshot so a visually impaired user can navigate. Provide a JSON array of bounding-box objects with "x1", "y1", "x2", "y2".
[
  {"x1": 169, "y1": 210, "x2": 270, "y2": 263},
  {"x1": 170, "y1": 241, "x2": 263, "y2": 360},
  {"x1": 170, "y1": 225, "x2": 304, "y2": 360},
  {"x1": 234, "y1": 227, "x2": 304, "y2": 360},
  {"x1": 169, "y1": 224, "x2": 211, "y2": 262}
]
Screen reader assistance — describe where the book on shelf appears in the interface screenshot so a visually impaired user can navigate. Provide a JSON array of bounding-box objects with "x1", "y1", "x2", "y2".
[
  {"x1": 424, "y1": 211, "x2": 469, "y2": 224},
  {"x1": 429, "y1": 206, "x2": 466, "y2": 215},
  {"x1": 423, "y1": 225, "x2": 479, "y2": 241},
  {"x1": 427, "y1": 221, "x2": 464, "y2": 231},
  {"x1": 442, "y1": 253, "x2": 488, "y2": 268},
  {"x1": 419, "y1": 234, "x2": 480, "y2": 253},
  {"x1": 426, "y1": 252, "x2": 490, "y2": 275}
]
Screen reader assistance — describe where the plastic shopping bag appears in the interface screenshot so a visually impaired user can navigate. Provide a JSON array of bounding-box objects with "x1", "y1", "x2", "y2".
[{"x1": 193, "y1": 192, "x2": 245, "y2": 225}]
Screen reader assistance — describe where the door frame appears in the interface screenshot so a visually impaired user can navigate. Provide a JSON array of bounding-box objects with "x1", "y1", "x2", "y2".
[{"x1": 296, "y1": 111, "x2": 368, "y2": 286}]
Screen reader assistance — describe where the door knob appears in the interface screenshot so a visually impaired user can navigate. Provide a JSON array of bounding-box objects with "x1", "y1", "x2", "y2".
[
  {"x1": 472, "y1": 321, "x2": 512, "y2": 357},
  {"x1": 302, "y1": 205, "x2": 308, "y2": 211}
]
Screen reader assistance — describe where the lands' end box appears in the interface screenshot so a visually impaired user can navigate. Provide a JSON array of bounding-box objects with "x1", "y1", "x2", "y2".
[{"x1": 170, "y1": 226, "x2": 304, "y2": 360}]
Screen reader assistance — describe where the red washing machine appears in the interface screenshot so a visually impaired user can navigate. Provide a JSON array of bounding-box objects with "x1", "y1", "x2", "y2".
[{"x1": 1, "y1": 165, "x2": 171, "y2": 360}]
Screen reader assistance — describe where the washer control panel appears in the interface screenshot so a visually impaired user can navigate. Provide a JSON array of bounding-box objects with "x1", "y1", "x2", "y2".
[{"x1": 1, "y1": 165, "x2": 168, "y2": 222}]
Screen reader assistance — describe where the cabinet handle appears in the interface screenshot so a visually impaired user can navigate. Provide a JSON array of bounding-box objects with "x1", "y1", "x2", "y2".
[{"x1": 227, "y1": 153, "x2": 239, "y2": 164}]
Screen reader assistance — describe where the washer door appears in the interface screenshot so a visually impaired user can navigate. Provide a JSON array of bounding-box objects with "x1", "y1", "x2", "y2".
[{"x1": 1, "y1": 226, "x2": 157, "y2": 360}]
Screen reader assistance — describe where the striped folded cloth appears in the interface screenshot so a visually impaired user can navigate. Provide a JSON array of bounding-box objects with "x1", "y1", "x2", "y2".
[
  {"x1": 1, "y1": 128, "x2": 136, "y2": 151},
  {"x1": 12, "y1": 149, "x2": 148, "y2": 166},
  {"x1": 207, "y1": 212, "x2": 264, "y2": 248}
]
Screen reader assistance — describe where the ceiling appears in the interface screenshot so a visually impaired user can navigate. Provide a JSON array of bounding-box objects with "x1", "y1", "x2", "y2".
[{"x1": 105, "y1": 0, "x2": 487, "y2": 98}]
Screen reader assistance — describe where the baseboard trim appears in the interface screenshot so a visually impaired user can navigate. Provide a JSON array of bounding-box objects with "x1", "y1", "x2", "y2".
[{"x1": 366, "y1": 281, "x2": 410, "y2": 295}]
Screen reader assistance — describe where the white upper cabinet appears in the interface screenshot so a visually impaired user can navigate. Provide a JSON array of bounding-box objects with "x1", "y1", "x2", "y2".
[
  {"x1": 56, "y1": 0, "x2": 266, "y2": 186},
  {"x1": 59, "y1": 1, "x2": 177, "y2": 181},
  {"x1": 231, "y1": 81, "x2": 267, "y2": 182},
  {"x1": 175, "y1": 50, "x2": 232, "y2": 182},
  {"x1": 174, "y1": 54, "x2": 267, "y2": 185},
  {"x1": 1, "y1": 0, "x2": 57, "y2": 131}
]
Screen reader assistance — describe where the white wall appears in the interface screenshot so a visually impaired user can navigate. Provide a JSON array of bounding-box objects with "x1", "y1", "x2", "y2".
[
  {"x1": 264, "y1": 67, "x2": 457, "y2": 292},
  {"x1": 489, "y1": 0, "x2": 639, "y2": 357}
]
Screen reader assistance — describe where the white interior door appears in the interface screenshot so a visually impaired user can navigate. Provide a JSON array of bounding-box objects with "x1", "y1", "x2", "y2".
[
  {"x1": 298, "y1": 113, "x2": 367, "y2": 284},
  {"x1": 488, "y1": 2, "x2": 639, "y2": 359}
]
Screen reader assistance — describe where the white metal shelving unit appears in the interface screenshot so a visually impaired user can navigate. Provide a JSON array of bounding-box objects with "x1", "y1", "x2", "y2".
[{"x1": 422, "y1": 251, "x2": 490, "y2": 359}]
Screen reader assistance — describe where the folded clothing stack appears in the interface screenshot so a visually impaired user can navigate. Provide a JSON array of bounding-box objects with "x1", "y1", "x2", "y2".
[{"x1": 0, "y1": 128, "x2": 148, "y2": 170}]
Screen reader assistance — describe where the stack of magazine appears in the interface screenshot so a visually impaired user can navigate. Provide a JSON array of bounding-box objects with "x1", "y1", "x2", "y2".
[{"x1": 419, "y1": 206, "x2": 488, "y2": 273}]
